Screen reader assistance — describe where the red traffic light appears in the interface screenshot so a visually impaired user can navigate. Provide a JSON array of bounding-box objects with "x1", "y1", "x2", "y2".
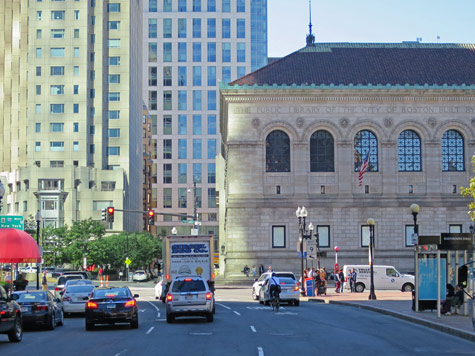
[
  {"x1": 148, "y1": 210, "x2": 155, "y2": 217},
  {"x1": 107, "y1": 207, "x2": 114, "y2": 214}
]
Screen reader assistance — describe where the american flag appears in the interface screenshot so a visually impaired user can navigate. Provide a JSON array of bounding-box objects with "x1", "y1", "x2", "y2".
[{"x1": 358, "y1": 148, "x2": 370, "y2": 186}]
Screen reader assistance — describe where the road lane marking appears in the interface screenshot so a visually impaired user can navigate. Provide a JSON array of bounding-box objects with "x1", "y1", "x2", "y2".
[
  {"x1": 146, "y1": 326, "x2": 154, "y2": 335},
  {"x1": 190, "y1": 332, "x2": 213, "y2": 336},
  {"x1": 250, "y1": 326, "x2": 256, "y2": 333},
  {"x1": 139, "y1": 299, "x2": 161, "y2": 318},
  {"x1": 114, "y1": 349, "x2": 127, "y2": 356},
  {"x1": 216, "y1": 303, "x2": 231, "y2": 310},
  {"x1": 233, "y1": 311, "x2": 241, "y2": 316},
  {"x1": 258, "y1": 347, "x2": 264, "y2": 356}
]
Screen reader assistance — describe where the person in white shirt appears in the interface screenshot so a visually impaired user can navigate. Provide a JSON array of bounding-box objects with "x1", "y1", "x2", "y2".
[{"x1": 268, "y1": 273, "x2": 281, "y2": 299}]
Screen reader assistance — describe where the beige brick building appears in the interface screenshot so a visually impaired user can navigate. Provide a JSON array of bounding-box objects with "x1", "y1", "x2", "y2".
[{"x1": 218, "y1": 43, "x2": 475, "y2": 278}]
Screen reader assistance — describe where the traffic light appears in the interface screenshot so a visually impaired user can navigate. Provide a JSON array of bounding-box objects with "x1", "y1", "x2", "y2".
[
  {"x1": 101, "y1": 208, "x2": 107, "y2": 222},
  {"x1": 107, "y1": 207, "x2": 115, "y2": 222},
  {"x1": 147, "y1": 210, "x2": 155, "y2": 225}
]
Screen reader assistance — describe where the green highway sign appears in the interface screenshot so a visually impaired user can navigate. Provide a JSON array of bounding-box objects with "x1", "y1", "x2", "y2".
[
  {"x1": 0, "y1": 215, "x2": 24, "y2": 230},
  {"x1": 181, "y1": 220, "x2": 195, "y2": 224}
]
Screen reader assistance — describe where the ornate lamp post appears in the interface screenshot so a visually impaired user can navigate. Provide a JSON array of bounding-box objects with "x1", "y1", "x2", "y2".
[
  {"x1": 410, "y1": 203, "x2": 420, "y2": 311},
  {"x1": 367, "y1": 218, "x2": 377, "y2": 300},
  {"x1": 296, "y1": 207, "x2": 313, "y2": 295},
  {"x1": 35, "y1": 210, "x2": 42, "y2": 290}
]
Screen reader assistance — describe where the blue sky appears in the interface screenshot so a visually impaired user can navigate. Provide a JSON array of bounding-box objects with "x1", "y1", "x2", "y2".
[{"x1": 268, "y1": 0, "x2": 475, "y2": 57}]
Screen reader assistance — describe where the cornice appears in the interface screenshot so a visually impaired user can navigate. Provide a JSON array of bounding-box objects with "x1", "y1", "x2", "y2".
[{"x1": 223, "y1": 95, "x2": 475, "y2": 103}]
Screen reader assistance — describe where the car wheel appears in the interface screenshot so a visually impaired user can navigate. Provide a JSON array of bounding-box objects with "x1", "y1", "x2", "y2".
[
  {"x1": 402, "y1": 283, "x2": 414, "y2": 292},
  {"x1": 7, "y1": 316, "x2": 23, "y2": 342},
  {"x1": 85, "y1": 320, "x2": 94, "y2": 331},
  {"x1": 57, "y1": 310, "x2": 64, "y2": 326},
  {"x1": 48, "y1": 312, "x2": 56, "y2": 330},
  {"x1": 206, "y1": 312, "x2": 214, "y2": 322},
  {"x1": 294, "y1": 300, "x2": 300, "y2": 307},
  {"x1": 252, "y1": 288, "x2": 258, "y2": 300},
  {"x1": 166, "y1": 313, "x2": 175, "y2": 323},
  {"x1": 355, "y1": 283, "x2": 365, "y2": 293},
  {"x1": 131, "y1": 316, "x2": 139, "y2": 329}
]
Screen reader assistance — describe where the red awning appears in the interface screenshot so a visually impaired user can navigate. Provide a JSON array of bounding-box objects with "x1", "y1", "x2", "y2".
[{"x1": 0, "y1": 228, "x2": 41, "y2": 263}]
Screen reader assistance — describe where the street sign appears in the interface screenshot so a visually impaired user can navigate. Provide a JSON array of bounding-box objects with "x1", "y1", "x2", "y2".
[
  {"x1": 0, "y1": 215, "x2": 24, "y2": 230},
  {"x1": 307, "y1": 242, "x2": 317, "y2": 259},
  {"x1": 181, "y1": 219, "x2": 195, "y2": 224},
  {"x1": 125, "y1": 258, "x2": 132, "y2": 265}
]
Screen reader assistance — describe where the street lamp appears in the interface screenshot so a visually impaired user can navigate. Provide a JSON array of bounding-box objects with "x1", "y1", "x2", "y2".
[
  {"x1": 35, "y1": 210, "x2": 42, "y2": 290},
  {"x1": 296, "y1": 206, "x2": 313, "y2": 295},
  {"x1": 0, "y1": 181, "x2": 5, "y2": 213},
  {"x1": 367, "y1": 218, "x2": 377, "y2": 300},
  {"x1": 410, "y1": 203, "x2": 420, "y2": 311}
]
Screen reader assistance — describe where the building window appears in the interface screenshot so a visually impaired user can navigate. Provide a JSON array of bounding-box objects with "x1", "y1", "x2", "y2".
[
  {"x1": 361, "y1": 225, "x2": 371, "y2": 248},
  {"x1": 108, "y1": 111, "x2": 120, "y2": 120},
  {"x1": 194, "y1": 163, "x2": 202, "y2": 183},
  {"x1": 36, "y1": 48, "x2": 42, "y2": 58},
  {"x1": 50, "y1": 141, "x2": 64, "y2": 152},
  {"x1": 193, "y1": 0, "x2": 201, "y2": 11},
  {"x1": 310, "y1": 130, "x2": 334, "y2": 172},
  {"x1": 207, "y1": 90, "x2": 216, "y2": 110},
  {"x1": 193, "y1": 91, "x2": 202, "y2": 110},
  {"x1": 108, "y1": 92, "x2": 120, "y2": 102},
  {"x1": 178, "y1": 91, "x2": 187, "y2": 110},
  {"x1": 222, "y1": 0, "x2": 230, "y2": 12},
  {"x1": 163, "y1": 164, "x2": 172, "y2": 183},
  {"x1": 149, "y1": 66, "x2": 158, "y2": 86},
  {"x1": 74, "y1": 85, "x2": 79, "y2": 94},
  {"x1": 193, "y1": 66, "x2": 202, "y2": 86},
  {"x1": 178, "y1": 139, "x2": 187, "y2": 159},
  {"x1": 51, "y1": 29, "x2": 65, "y2": 39},
  {"x1": 237, "y1": 66, "x2": 246, "y2": 78},
  {"x1": 449, "y1": 224, "x2": 462, "y2": 233},
  {"x1": 222, "y1": 42, "x2": 231, "y2": 62},
  {"x1": 163, "y1": 116, "x2": 172, "y2": 135},
  {"x1": 208, "y1": 188, "x2": 216, "y2": 208},
  {"x1": 178, "y1": 18, "x2": 187, "y2": 38},
  {"x1": 73, "y1": 142, "x2": 79, "y2": 152},
  {"x1": 35, "y1": 142, "x2": 41, "y2": 152},
  {"x1": 163, "y1": 18, "x2": 172, "y2": 38},
  {"x1": 73, "y1": 66, "x2": 79, "y2": 76},
  {"x1": 36, "y1": 67, "x2": 42, "y2": 76},
  {"x1": 178, "y1": 115, "x2": 187, "y2": 135},
  {"x1": 50, "y1": 104, "x2": 64, "y2": 114},
  {"x1": 272, "y1": 226, "x2": 286, "y2": 248},
  {"x1": 207, "y1": 140, "x2": 216, "y2": 159},
  {"x1": 163, "y1": 0, "x2": 172, "y2": 12},
  {"x1": 107, "y1": 129, "x2": 120, "y2": 138},
  {"x1": 108, "y1": 39, "x2": 121, "y2": 48},
  {"x1": 177, "y1": 188, "x2": 187, "y2": 209},
  {"x1": 178, "y1": 0, "x2": 187, "y2": 11},
  {"x1": 236, "y1": 0, "x2": 245, "y2": 12},
  {"x1": 108, "y1": 74, "x2": 120, "y2": 84},
  {"x1": 36, "y1": 85, "x2": 41, "y2": 95},
  {"x1": 148, "y1": 43, "x2": 158, "y2": 62},
  {"x1": 222, "y1": 19, "x2": 230, "y2": 38},
  {"x1": 207, "y1": 0, "x2": 216, "y2": 11},
  {"x1": 163, "y1": 188, "x2": 172, "y2": 208},
  {"x1": 178, "y1": 163, "x2": 187, "y2": 184},
  {"x1": 107, "y1": 3, "x2": 121, "y2": 12},
  {"x1": 74, "y1": 10, "x2": 80, "y2": 20},
  {"x1": 50, "y1": 66, "x2": 64, "y2": 76},
  {"x1": 354, "y1": 130, "x2": 378, "y2": 172},
  {"x1": 193, "y1": 139, "x2": 202, "y2": 159},
  {"x1": 101, "y1": 182, "x2": 116, "y2": 191},
  {"x1": 35, "y1": 123, "x2": 41, "y2": 132},
  {"x1": 107, "y1": 147, "x2": 120, "y2": 156},
  {"x1": 208, "y1": 163, "x2": 215, "y2": 183},
  {"x1": 317, "y1": 226, "x2": 330, "y2": 248},
  {"x1": 398, "y1": 130, "x2": 422, "y2": 171},
  {"x1": 51, "y1": 11, "x2": 65, "y2": 20},
  {"x1": 207, "y1": 66, "x2": 216, "y2": 86},
  {"x1": 74, "y1": 29, "x2": 80, "y2": 38},
  {"x1": 207, "y1": 43, "x2": 216, "y2": 62},
  {"x1": 50, "y1": 123, "x2": 64, "y2": 132},
  {"x1": 193, "y1": 43, "x2": 201, "y2": 62},
  {"x1": 108, "y1": 21, "x2": 120, "y2": 30},
  {"x1": 237, "y1": 42, "x2": 246, "y2": 62},
  {"x1": 163, "y1": 139, "x2": 172, "y2": 159},
  {"x1": 207, "y1": 115, "x2": 216, "y2": 135},
  {"x1": 50, "y1": 85, "x2": 64, "y2": 95},
  {"x1": 163, "y1": 43, "x2": 172, "y2": 62},
  {"x1": 178, "y1": 43, "x2": 187, "y2": 62},
  {"x1": 193, "y1": 19, "x2": 201, "y2": 38},
  {"x1": 405, "y1": 225, "x2": 418, "y2": 247},
  {"x1": 266, "y1": 130, "x2": 290, "y2": 172},
  {"x1": 73, "y1": 47, "x2": 79, "y2": 57},
  {"x1": 148, "y1": 19, "x2": 157, "y2": 38},
  {"x1": 163, "y1": 91, "x2": 172, "y2": 110},
  {"x1": 36, "y1": 29, "x2": 42, "y2": 39},
  {"x1": 442, "y1": 129, "x2": 464, "y2": 171},
  {"x1": 193, "y1": 115, "x2": 202, "y2": 135},
  {"x1": 36, "y1": 104, "x2": 41, "y2": 114},
  {"x1": 237, "y1": 19, "x2": 245, "y2": 38},
  {"x1": 50, "y1": 48, "x2": 65, "y2": 57},
  {"x1": 222, "y1": 66, "x2": 231, "y2": 84},
  {"x1": 207, "y1": 19, "x2": 216, "y2": 38}
]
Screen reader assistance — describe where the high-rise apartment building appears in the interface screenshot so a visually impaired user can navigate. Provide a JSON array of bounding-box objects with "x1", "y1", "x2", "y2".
[
  {"x1": 143, "y1": 0, "x2": 267, "y2": 247},
  {"x1": 0, "y1": 0, "x2": 144, "y2": 231}
]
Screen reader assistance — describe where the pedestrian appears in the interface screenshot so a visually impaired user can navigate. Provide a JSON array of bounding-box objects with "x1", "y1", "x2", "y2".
[
  {"x1": 335, "y1": 270, "x2": 341, "y2": 293},
  {"x1": 13, "y1": 273, "x2": 28, "y2": 291},
  {"x1": 99, "y1": 266, "x2": 103, "y2": 279},
  {"x1": 338, "y1": 269, "x2": 344, "y2": 293},
  {"x1": 320, "y1": 268, "x2": 327, "y2": 295},
  {"x1": 308, "y1": 267, "x2": 315, "y2": 279},
  {"x1": 242, "y1": 265, "x2": 250, "y2": 277},
  {"x1": 267, "y1": 265, "x2": 274, "y2": 273},
  {"x1": 42, "y1": 270, "x2": 48, "y2": 291},
  {"x1": 4, "y1": 273, "x2": 13, "y2": 296},
  {"x1": 315, "y1": 270, "x2": 322, "y2": 295},
  {"x1": 251, "y1": 265, "x2": 257, "y2": 278},
  {"x1": 259, "y1": 264, "x2": 265, "y2": 276},
  {"x1": 350, "y1": 268, "x2": 357, "y2": 292}
]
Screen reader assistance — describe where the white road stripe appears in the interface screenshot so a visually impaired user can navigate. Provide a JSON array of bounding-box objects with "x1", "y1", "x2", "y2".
[
  {"x1": 258, "y1": 347, "x2": 264, "y2": 356},
  {"x1": 250, "y1": 325, "x2": 256, "y2": 333},
  {"x1": 146, "y1": 326, "x2": 154, "y2": 335},
  {"x1": 233, "y1": 311, "x2": 241, "y2": 316},
  {"x1": 216, "y1": 302, "x2": 231, "y2": 310},
  {"x1": 114, "y1": 349, "x2": 127, "y2": 356},
  {"x1": 138, "y1": 298, "x2": 161, "y2": 318}
]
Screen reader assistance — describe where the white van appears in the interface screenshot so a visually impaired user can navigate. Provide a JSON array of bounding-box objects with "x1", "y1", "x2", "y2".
[{"x1": 343, "y1": 265, "x2": 414, "y2": 293}]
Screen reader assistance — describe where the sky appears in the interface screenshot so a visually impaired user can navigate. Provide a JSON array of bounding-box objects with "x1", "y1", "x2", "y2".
[{"x1": 268, "y1": 0, "x2": 475, "y2": 57}]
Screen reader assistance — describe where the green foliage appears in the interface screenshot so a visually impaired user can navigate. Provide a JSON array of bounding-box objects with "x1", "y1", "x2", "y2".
[{"x1": 460, "y1": 155, "x2": 475, "y2": 221}]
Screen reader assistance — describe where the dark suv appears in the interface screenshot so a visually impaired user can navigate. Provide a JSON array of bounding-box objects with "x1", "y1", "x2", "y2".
[{"x1": 0, "y1": 285, "x2": 23, "y2": 342}]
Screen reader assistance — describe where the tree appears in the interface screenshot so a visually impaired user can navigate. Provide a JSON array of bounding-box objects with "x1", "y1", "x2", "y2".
[{"x1": 461, "y1": 156, "x2": 475, "y2": 221}]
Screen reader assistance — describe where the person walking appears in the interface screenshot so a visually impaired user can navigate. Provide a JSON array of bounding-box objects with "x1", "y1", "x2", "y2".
[
  {"x1": 98, "y1": 266, "x2": 103, "y2": 280},
  {"x1": 350, "y1": 268, "x2": 357, "y2": 292},
  {"x1": 335, "y1": 269, "x2": 341, "y2": 293},
  {"x1": 338, "y1": 269, "x2": 345, "y2": 293},
  {"x1": 259, "y1": 264, "x2": 265, "y2": 276},
  {"x1": 42, "y1": 271, "x2": 48, "y2": 291}
]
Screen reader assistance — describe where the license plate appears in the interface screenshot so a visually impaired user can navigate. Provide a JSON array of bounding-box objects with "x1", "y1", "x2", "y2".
[
  {"x1": 107, "y1": 304, "x2": 115, "y2": 309},
  {"x1": 185, "y1": 295, "x2": 194, "y2": 300},
  {"x1": 21, "y1": 307, "x2": 28, "y2": 312}
]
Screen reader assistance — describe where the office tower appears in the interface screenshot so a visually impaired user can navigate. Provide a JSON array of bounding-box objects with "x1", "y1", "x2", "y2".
[
  {"x1": 143, "y1": 0, "x2": 268, "y2": 244},
  {"x1": 0, "y1": 0, "x2": 144, "y2": 231}
]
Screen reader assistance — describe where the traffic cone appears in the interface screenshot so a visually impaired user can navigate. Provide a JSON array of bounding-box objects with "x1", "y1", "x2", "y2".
[
  {"x1": 106, "y1": 275, "x2": 109, "y2": 288},
  {"x1": 100, "y1": 275, "x2": 103, "y2": 287}
]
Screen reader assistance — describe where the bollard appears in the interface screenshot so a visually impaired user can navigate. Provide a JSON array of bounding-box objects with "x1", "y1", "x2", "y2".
[
  {"x1": 106, "y1": 275, "x2": 109, "y2": 288},
  {"x1": 100, "y1": 275, "x2": 103, "y2": 287}
]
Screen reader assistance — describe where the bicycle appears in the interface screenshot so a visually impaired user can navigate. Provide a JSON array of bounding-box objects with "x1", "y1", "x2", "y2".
[{"x1": 271, "y1": 289, "x2": 280, "y2": 312}]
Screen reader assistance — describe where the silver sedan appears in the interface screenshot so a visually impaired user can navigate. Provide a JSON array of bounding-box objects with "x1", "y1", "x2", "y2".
[
  {"x1": 259, "y1": 277, "x2": 300, "y2": 306},
  {"x1": 61, "y1": 285, "x2": 95, "y2": 314}
]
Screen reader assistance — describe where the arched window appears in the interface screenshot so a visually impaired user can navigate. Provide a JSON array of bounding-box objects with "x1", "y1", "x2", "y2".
[
  {"x1": 398, "y1": 130, "x2": 422, "y2": 171},
  {"x1": 310, "y1": 130, "x2": 334, "y2": 172},
  {"x1": 266, "y1": 130, "x2": 290, "y2": 172},
  {"x1": 442, "y1": 130, "x2": 464, "y2": 171},
  {"x1": 354, "y1": 130, "x2": 378, "y2": 172}
]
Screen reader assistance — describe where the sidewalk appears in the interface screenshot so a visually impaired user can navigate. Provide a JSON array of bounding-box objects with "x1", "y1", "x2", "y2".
[{"x1": 303, "y1": 290, "x2": 475, "y2": 342}]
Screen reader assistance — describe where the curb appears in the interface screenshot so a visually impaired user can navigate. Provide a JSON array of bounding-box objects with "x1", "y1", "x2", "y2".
[{"x1": 309, "y1": 298, "x2": 475, "y2": 342}]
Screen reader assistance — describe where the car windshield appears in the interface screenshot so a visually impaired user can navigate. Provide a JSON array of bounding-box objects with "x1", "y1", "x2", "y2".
[
  {"x1": 172, "y1": 279, "x2": 206, "y2": 292},
  {"x1": 66, "y1": 280, "x2": 92, "y2": 286},
  {"x1": 135, "y1": 271, "x2": 145, "y2": 275},
  {"x1": 58, "y1": 276, "x2": 83, "y2": 285},
  {"x1": 66, "y1": 285, "x2": 94, "y2": 294},
  {"x1": 15, "y1": 292, "x2": 46, "y2": 302},
  {"x1": 93, "y1": 289, "x2": 130, "y2": 298},
  {"x1": 278, "y1": 278, "x2": 296, "y2": 285}
]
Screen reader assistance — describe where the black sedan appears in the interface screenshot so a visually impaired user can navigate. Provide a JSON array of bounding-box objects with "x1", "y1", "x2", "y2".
[
  {"x1": 85, "y1": 287, "x2": 139, "y2": 330},
  {"x1": 12, "y1": 290, "x2": 64, "y2": 330},
  {"x1": 0, "y1": 285, "x2": 23, "y2": 342}
]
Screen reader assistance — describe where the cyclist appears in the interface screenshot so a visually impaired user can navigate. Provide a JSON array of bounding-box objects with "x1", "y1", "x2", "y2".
[{"x1": 268, "y1": 273, "x2": 281, "y2": 303}]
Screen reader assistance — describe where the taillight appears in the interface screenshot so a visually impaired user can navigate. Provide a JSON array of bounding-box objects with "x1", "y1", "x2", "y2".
[
  {"x1": 124, "y1": 300, "x2": 136, "y2": 308},
  {"x1": 184, "y1": 278, "x2": 192, "y2": 282},
  {"x1": 294, "y1": 286, "x2": 299, "y2": 291},
  {"x1": 55, "y1": 287, "x2": 61, "y2": 291},
  {"x1": 205, "y1": 292, "x2": 212, "y2": 300},
  {"x1": 0, "y1": 311, "x2": 6, "y2": 315},
  {"x1": 165, "y1": 274, "x2": 170, "y2": 281},
  {"x1": 86, "y1": 301, "x2": 98, "y2": 309},
  {"x1": 166, "y1": 294, "x2": 173, "y2": 302},
  {"x1": 62, "y1": 296, "x2": 72, "y2": 302},
  {"x1": 34, "y1": 305, "x2": 48, "y2": 311}
]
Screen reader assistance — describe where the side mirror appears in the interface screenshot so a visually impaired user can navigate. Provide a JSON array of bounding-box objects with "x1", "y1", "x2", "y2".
[
  {"x1": 133, "y1": 294, "x2": 139, "y2": 298},
  {"x1": 458, "y1": 265, "x2": 468, "y2": 289}
]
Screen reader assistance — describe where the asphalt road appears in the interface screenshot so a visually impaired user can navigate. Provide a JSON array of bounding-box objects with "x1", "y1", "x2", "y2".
[{"x1": 1, "y1": 287, "x2": 473, "y2": 356}]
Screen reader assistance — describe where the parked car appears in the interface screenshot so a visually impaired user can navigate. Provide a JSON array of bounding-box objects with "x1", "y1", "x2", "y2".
[
  {"x1": 85, "y1": 287, "x2": 139, "y2": 330},
  {"x1": 12, "y1": 290, "x2": 64, "y2": 330},
  {"x1": 18, "y1": 266, "x2": 37, "y2": 274},
  {"x1": 342, "y1": 265, "x2": 415, "y2": 292},
  {"x1": 258, "y1": 276, "x2": 300, "y2": 306},
  {"x1": 165, "y1": 275, "x2": 214, "y2": 323},
  {"x1": 154, "y1": 278, "x2": 165, "y2": 301},
  {"x1": 54, "y1": 274, "x2": 85, "y2": 298},
  {"x1": 52, "y1": 268, "x2": 66, "y2": 278},
  {"x1": 0, "y1": 285, "x2": 23, "y2": 342},
  {"x1": 132, "y1": 270, "x2": 148, "y2": 282},
  {"x1": 62, "y1": 284, "x2": 95, "y2": 315},
  {"x1": 252, "y1": 272, "x2": 297, "y2": 300}
]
